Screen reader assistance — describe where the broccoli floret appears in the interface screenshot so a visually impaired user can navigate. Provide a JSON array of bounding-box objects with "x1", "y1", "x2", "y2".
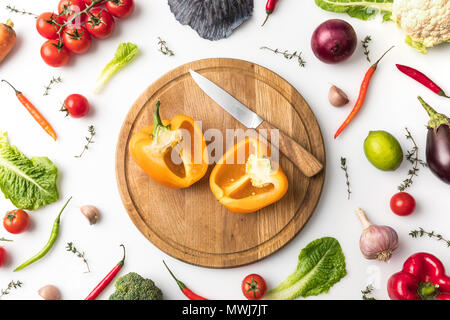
[{"x1": 109, "y1": 272, "x2": 163, "y2": 300}]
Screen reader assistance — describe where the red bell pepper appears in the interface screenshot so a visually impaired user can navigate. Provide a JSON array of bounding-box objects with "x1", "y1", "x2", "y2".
[{"x1": 388, "y1": 252, "x2": 450, "y2": 300}]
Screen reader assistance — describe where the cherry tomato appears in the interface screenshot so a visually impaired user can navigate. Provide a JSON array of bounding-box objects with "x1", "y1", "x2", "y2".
[
  {"x1": 84, "y1": 0, "x2": 105, "y2": 6},
  {"x1": 41, "y1": 40, "x2": 71, "y2": 67},
  {"x1": 242, "y1": 274, "x2": 267, "y2": 300},
  {"x1": 58, "y1": 0, "x2": 87, "y2": 22},
  {"x1": 36, "y1": 12, "x2": 64, "y2": 40},
  {"x1": 3, "y1": 210, "x2": 30, "y2": 234},
  {"x1": 0, "y1": 247, "x2": 6, "y2": 267},
  {"x1": 390, "y1": 192, "x2": 416, "y2": 216},
  {"x1": 62, "y1": 94, "x2": 90, "y2": 118},
  {"x1": 62, "y1": 27, "x2": 91, "y2": 54},
  {"x1": 84, "y1": 8, "x2": 115, "y2": 39},
  {"x1": 106, "y1": 0, "x2": 134, "y2": 18}
]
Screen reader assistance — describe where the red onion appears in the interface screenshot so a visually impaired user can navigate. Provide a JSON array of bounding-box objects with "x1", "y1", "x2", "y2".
[{"x1": 311, "y1": 19, "x2": 357, "y2": 64}]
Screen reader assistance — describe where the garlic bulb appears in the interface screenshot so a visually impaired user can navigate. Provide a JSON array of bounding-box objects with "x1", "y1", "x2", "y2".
[{"x1": 356, "y1": 208, "x2": 399, "y2": 262}]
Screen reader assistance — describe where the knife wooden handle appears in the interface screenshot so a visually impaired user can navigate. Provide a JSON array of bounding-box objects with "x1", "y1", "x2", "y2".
[{"x1": 256, "y1": 121, "x2": 323, "y2": 177}]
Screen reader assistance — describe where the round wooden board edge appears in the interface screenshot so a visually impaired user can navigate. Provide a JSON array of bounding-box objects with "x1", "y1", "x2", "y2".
[{"x1": 115, "y1": 58, "x2": 326, "y2": 268}]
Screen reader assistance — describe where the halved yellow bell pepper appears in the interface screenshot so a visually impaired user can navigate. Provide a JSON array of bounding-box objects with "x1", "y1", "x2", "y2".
[
  {"x1": 210, "y1": 137, "x2": 288, "y2": 213},
  {"x1": 129, "y1": 100, "x2": 209, "y2": 189}
]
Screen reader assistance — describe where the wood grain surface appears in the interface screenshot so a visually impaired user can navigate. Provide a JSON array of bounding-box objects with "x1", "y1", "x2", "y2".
[{"x1": 115, "y1": 58, "x2": 326, "y2": 268}]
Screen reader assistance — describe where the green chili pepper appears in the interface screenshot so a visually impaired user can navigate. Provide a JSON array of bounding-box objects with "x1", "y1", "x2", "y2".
[{"x1": 14, "y1": 197, "x2": 72, "y2": 272}]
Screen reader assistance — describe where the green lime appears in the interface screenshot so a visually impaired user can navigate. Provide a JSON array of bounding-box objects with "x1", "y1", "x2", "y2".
[{"x1": 364, "y1": 131, "x2": 403, "y2": 171}]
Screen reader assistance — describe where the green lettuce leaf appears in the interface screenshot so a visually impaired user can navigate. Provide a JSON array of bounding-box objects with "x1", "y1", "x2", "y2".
[
  {"x1": 264, "y1": 237, "x2": 347, "y2": 300},
  {"x1": 95, "y1": 42, "x2": 139, "y2": 93},
  {"x1": 0, "y1": 132, "x2": 59, "y2": 210},
  {"x1": 314, "y1": 0, "x2": 394, "y2": 21}
]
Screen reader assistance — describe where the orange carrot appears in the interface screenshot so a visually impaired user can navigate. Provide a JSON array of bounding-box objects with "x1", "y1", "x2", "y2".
[
  {"x1": 0, "y1": 19, "x2": 16, "y2": 63},
  {"x1": 2, "y1": 80, "x2": 57, "y2": 141},
  {"x1": 334, "y1": 46, "x2": 394, "y2": 139}
]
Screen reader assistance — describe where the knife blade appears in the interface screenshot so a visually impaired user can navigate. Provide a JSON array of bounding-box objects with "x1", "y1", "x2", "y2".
[
  {"x1": 189, "y1": 69, "x2": 323, "y2": 177},
  {"x1": 189, "y1": 70, "x2": 264, "y2": 129}
]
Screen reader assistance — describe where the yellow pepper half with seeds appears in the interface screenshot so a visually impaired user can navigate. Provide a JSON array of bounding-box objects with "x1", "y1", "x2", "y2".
[
  {"x1": 129, "y1": 100, "x2": 209, "y2": 189},
  {"x1": 209, "y1": 137, "x2": 288, "y2": 213}
]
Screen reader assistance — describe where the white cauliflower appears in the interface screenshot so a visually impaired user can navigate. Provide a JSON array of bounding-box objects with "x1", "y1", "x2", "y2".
[
  {"x1": 315, "y1": 0, "x2": 450, "y2": 53},
  {"x1": 393, "y1": 0, "x2": 450, "y2": 52}
]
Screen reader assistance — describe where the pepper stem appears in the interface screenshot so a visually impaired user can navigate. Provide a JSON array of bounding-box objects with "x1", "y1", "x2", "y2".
[
  {"x1": 152, "y1": 100, "x2": 170, "y2": 138},
  {"x1": 418, "y1": 282, "x2": 439, "y2": 300},
  {"x1": 1, "y1": 79, "x2": 21, "y2": 95},
  {"x1": 438, "y1": 91, "x2": 450, "y2": 99},
  {"x1": 162, "y1": 260, "x2": 187, "y2": 291},
  {"x1": 118, "y1": 244, "x2": 126, "y2": 267},
  {"x1": 261, "y1": 12, "x2": 271, "y2": 26},
  {"x1": 418, "y1": 96, "x2": 450, "y2": 131},
  {"x1": 372, "y1": 46, "x2": 394, "y2": 69},
  {"x1": 55, "y1": 197, "x2": 72, "y2": 224}
]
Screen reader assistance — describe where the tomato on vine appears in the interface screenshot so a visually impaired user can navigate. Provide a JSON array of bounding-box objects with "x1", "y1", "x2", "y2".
[
  {"x1": 106, "y1": 0, "x2": 135, "y2": 18},
  {"x1": 84, "y1": 0, "x2": 104, "y2": 6},
  {"x1": 84, "y1": 7, "x2": 115, "y2": 39},
  {"x1": 62, "y1": 27, "x2": 91, "y2": 54},
  {"x1": 41, "y1": 40, "x2": 71, "y2": 67},
  {"x1": 3, "y1": 210, "x2": 30, "y2": 234},
  {"x1": 61, "y1": 94, "x2": 90, "y2": 118},
  {"x1": 242, "y1": 274, "x2": 267, "y2": 300},
  {"x1": 58, "y1": 0, "x2": 87, "y2": 22},
  {"x1": 36, "y1": 12, "x2": 64, "y2": 40}
]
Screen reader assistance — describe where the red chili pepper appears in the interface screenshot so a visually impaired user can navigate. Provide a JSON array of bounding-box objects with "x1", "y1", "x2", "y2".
[
  {"x1": 85, "y1": 245, "x2": 126, "y2": 300},
  {"x1": 334, "y1": 46, "x2": 394, "y2": 139},
  {"x1": 388, "y1": 252, "x2": 450, "y2": 300},
  {"x1": 262, "y1": 0, "x2": 279, "y2": 26},
  {"x1": 163, "y1": 261, "x2": 207, "y2": 300},
  {"x1": 2, "y1": 80, "x2": 57, "y2": 141},
  {"x1": 396, "y1": 64, "x2": 449, "y2": 98}
]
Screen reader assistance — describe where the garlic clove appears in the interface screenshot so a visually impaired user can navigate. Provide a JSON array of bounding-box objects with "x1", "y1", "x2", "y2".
[
  {"x1": 80, "y1": 205, "x2": 100, "y2": 225},
  {"x1": 38, "y1": 285, "x2": 61, "y2": 300},
  {"x1": 329, "y1": 85, "x2": 349, "y2": 107}
]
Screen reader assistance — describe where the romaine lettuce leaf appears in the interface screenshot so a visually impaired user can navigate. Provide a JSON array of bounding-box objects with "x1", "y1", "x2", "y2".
[
  {"x1": 264, "y1": 237, "x2": 347, "y2": 300},
  {"x1": 0, "y1": 132, "x2": 59, "y2": 210},
  {"x1": 95, "y1": 42, "x2": 139, "y2": 93},
  {"x1": 315, "y1": 0, "x2": 394, "y2": 21}
]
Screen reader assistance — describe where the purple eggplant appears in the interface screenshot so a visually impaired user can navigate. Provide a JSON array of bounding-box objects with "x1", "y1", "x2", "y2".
[{"x1": 418, "y1": 97, "x2": 450, "y2": 184}]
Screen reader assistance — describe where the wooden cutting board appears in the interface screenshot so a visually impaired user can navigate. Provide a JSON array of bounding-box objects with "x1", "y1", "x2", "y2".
[{"x1": 116, "y1": 58, "x2": 325, "y2": 268}]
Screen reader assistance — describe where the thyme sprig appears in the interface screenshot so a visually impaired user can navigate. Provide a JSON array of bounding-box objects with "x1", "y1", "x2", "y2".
[
  {"x1": 409, "y1": 228, "x2": 450, "y2": 248},
  {"x1": 260, "y1": 46, "x2": 306, "y2": 68},
  {"x1": 398, "y1": 128, "x2": 427, "y2": 191},
  {"x1": 157, "y1": 37, "x2": 174, "y2": 56},
  {"x1": 0, "y1": 281, "x2": 22, "y2": 298},
  {"x1": 6, "y1": 5, "x2": 37, "y2": 18},
  {"x1": 75, "y1": 125, "x2": 96, "y2": 158},
  {"x1": 66, "y1": 242, "x2": 90, "y2": 272},
  {"x1": 43, "y1": 76, "x2": 62, "y2": 96},
  {"x1": 362, "y1": 285, "x2": 376, "y2": 300},
  {"x1": 0, "y1": 237, "x2": 12, "y2": 242},
  {"x1": 340, "y1": 157, "x2": 351, "y2": 200},
  {"x1": 362, "y1": 36, "x2": 372, "y2": 63}
]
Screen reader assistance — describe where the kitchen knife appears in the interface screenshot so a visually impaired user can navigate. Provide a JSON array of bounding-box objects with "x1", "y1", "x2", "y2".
[{"x1": 189, "y1": 69, "x2": 323, "y2": 177}]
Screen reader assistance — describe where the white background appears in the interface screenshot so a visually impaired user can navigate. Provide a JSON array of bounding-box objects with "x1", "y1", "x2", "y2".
[{"x1": 0, "y1": 0, "x2": 449, "y2": 301}]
